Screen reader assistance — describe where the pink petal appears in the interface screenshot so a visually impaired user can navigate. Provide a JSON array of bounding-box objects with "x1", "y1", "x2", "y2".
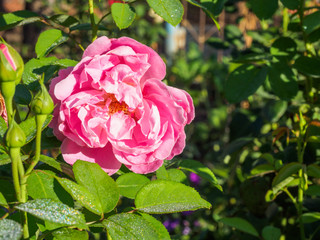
[
  {"x1": 83, "y1": 36, "x2": 112, "y2": 58},
  {"x1": 61, "y1": 138, "x2": 121, "y2": 175},
  {"x1": 167, "y1": 86, "x2": 195, "y2": 124},
  {"x1": 111, "y1": 37, "x2": 166, "y2": 83},
  {"x1": 126, "y1": 159, "x2": 164, "y2": 174}
]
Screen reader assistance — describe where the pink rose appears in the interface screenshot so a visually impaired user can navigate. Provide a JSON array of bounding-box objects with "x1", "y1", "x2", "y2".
[{"x1": 49, "y1": 36, "x2": 194, "y2": 175}]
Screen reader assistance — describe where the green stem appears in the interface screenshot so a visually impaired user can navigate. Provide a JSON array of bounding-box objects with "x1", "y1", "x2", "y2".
[
  {"x1": 298, "y1": 168, "x2": 305, "y2": 240},
  {"x1": 97, "y1": 12, "x2": 111, "y2": 25},
  {"x1": 282, "y1": 8, "x2": 289, "y2": 36},
  {"x1": 18, "y1": 115, "x2": 46, "y2": 239},
  {"x1": 17, "y1": 155, "x2": 29, "y2": 239},
  {"x1": 283, "y1": 188, "x2": 298, "y2": 208},
  {"x1": 25, "y1": 115, "x2": 47, "y2": 176},
  {"x1": 297, "y1": 135, "x2": 306, "y2": 240},
  {"x1": 10, "y1": 147, "x2": 21, "y2": 202},
  {"x1": 88, "y1": 0, "x2": 98, "y2": 41}
]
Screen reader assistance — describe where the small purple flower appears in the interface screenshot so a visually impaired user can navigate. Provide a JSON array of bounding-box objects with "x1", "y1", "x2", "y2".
[
  {"x1": 194, "y1": 220, "x2": 201, "y2": 227},
  {"x1": 182, "y1": 211, "x2": 193, "y2": 216},
  {"x1": 183, "y1": 226, "x2": 191, "y2": 235},
  {"x1": 189, "y1": 172, "x2": 201, "y2": 185},
  {"x1": 163, "y1": 219, "x2": 180, "y2": 232}
]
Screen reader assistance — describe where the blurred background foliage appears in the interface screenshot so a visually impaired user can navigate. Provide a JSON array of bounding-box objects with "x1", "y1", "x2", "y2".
[{"x1": 1, "y1": 0, "x2": 320, "y2": 239}]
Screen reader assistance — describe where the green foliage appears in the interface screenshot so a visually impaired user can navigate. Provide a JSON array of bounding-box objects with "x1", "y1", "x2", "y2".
[
  {"x1": 219, "y1": 217, "x2": 259, "y2": 237},
  {"x1": 35, "y1": 29, "x2": 69, "y2": 58},
  {"x1": 146, "y1": 0, "x2": 183, "y2": 26},
  {"x1": 116, "y1": 172, "x2": 150, "y2": 199},
  {"x1": 73, "y1": 161, "x2": 119, "y2": 214},
  {"x1": 135, "y1": 180, "x2": 211, "y2": 213},
  {"x1": 111, "y1": 3, "x2": 136, "y2": 30},
  {"x1": 1, "y1": 0, "x2": 320, "y2": 239},
  {"x1": 0, "y1": 219, "x2": 22, "y2": 240},
  {"x1": 15, "y1": 199, "x2": 87, "y2": 229},
  {"x1": 104, "y1": 213, "x2": 170, "y2": 240},
  {"x1": 225, "y1": 64, "x2": 267, "y2": 103}
]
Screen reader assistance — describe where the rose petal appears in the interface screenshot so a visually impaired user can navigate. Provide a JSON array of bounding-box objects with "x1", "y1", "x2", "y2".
[
  {"x1": 83, "y1": 36, "x2": 112, "y2": 58},
  {"x1": 61, "y1": 138, "x2": 121, "y2": 175},
  {"x1": 111, "y1": 37, "x2": 166, "y2": 83}
]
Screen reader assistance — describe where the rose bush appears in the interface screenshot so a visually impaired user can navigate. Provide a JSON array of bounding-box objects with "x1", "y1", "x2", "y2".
[{"x1": 49, "y1": 36, "x2": 194, "y2": 175}]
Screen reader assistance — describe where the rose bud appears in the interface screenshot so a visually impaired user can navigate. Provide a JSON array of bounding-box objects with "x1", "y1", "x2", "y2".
[
  {"x1": 0, "y1": 40, "x2": 24, "y2": 122},
  {"x1": 0, "y1": 40, "x2": 24, "y2": 84},
  {"x1": 5, "y1": 116, "x2": 26, "y2": 148},
  {"x1": 31, "y1": 81, "x2": 54, "y2": 115}
]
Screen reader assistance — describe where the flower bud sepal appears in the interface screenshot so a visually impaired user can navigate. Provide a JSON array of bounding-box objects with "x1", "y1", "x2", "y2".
[
  {"x1": 31, "y1": 80, "x2": 54, "y2": 116},
  {"x1": 5, "y1": 114, "x2": 26, "y2": 148}
]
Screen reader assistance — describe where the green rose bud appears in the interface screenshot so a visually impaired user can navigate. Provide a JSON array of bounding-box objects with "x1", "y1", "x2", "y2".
[
  {"x1": 0, "y1": 40, "x2": 24, "y2": 123},
  {"x1": 5, "y1": 117, "x2": 26, "y2": 148},
  {"x1": 31, "y1": 82, "x2": 54, "y2": 115},
  {"x1": 0, "y1": 39, "x2": 24, "y2": 84}
]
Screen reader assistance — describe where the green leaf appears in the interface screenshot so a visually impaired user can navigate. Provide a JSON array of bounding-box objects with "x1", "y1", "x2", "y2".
[
  {"x1": 179, "y1": 160, "x2": 222, "y2": 190},
  {"x1": 307, "y1": 164, "x2": 320, "y2": 178},
  {"x1": 280, "y1": 0, "x2": 299, "y2": 10},
  {"x1": 294, "y1": 56, "x2": 320, "y2": 78},
  {"x1": 70, "y1": 23, "x2": 108, "y2": 32},
  {"x1": 22, "y1": 57, "x2": 59, "y2": 87},
  {"x1": 0, "y1": 11, "x2": 41, "y2": 31},
  {"x1": 262, "y1": 226, "x2": 281, "y2": 240},
  {"x1": 303, "y1": 11, "x2": 320, "y2": 35},
  {"x1": 111, "y1": 3, "x2": 136, "y2": 30},
  {"x1": 0, "y1": 154, "x2": 11, "y2": 166},
  {"x1": 52, "y1": 228, "x2": 88, "y2": 240},
  {"x1": 135, "y1": 180, "x2": 211, "y2": 214},
  {"x1": 219, "y1": 217, "x2": 259, "y2": 237},
  {"x1": 15, "y1": 199, "x2": 87, "y2": 229},
  {"x1": 270, "y1": 37, "x2": 297, "y2": 60},
  {"x1": 249, "y1": 0, "x2": 278, "y2": 20},
  {"x1": 200, "y1": 0, "x2": 225, "y2": 16},
  {"x1": 0, "y1": 219, "x2": 22, "y2": 240},
  {"x1": 49, "y1": 14, "x2": 79, "y2": 28},
  {"x1": 146, "y1": 0, "x2": 184, "y2": 26},
  {"x1": 250, "y1": 164, "x2": 274, "y2": 175},
  {"x1": 301, "y1": 212, "x2": 320, "y2": 223},
  {"x1": 207, "y1": 37, "x2": 230, "y2": 49},
  {"x1": 232, "y1": 53, "x2": 272, "y2": 64},
  {"x1": 268, "y1": 63, "x2": 298, "y2": 100},
  {"x1": 36, "y1": 29, "x2": 68, "y2": 58},
  {"x1": 57, "y1": 177, "x2": 103, "y2": 215},
  {"x1": 55, "y1": 59, "x2": 78, "y2": 68},
  {"x1": 0, "y1": 192, "x2": 7, "y2": 207},
  {"x1": 306, "y1": 185, "x2": 320, "y2": 197},
  {"x1": 39, "y1": 155, "x2": 74, "y2": 178},
  {"x1": 263, "y1": 100, "x2": 288, "y2": 123},
  {"x1": 138, "y1": 213, "x2": 171, "y2": 240},
  {"x1": 14, "y1": 84, "x2": 32, "y2": 105},
  {"x1": 225, "y1": 65, "x2": 267, "y2": 103},
  {"x1": 116, "y1": 173, "x2": 150, "y2": 199},
  {"x1": 185, "y1": 0, "x2": 221, "y2": 30},
  {"x1": 19, "y1": 115, "x2": 52, "y2": 143},
  {"x1": 73, "y1": 160, "x2": 119, "y2": 213},
  {"x1": 27, "y1": 170, "x2": 60, "y2": 201},
  {"x1": 103, "y1": 213, "x2": 165, "y2": 240},
  {"x1": 0, "y1": 180, "x2": 15, "y2": 203},
  {"x1": 272, "y1": 162, "x2": 302, "y2": 193},
  {"x1": 166, "y1": 169, "x2": 188, "y2": 183}
]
